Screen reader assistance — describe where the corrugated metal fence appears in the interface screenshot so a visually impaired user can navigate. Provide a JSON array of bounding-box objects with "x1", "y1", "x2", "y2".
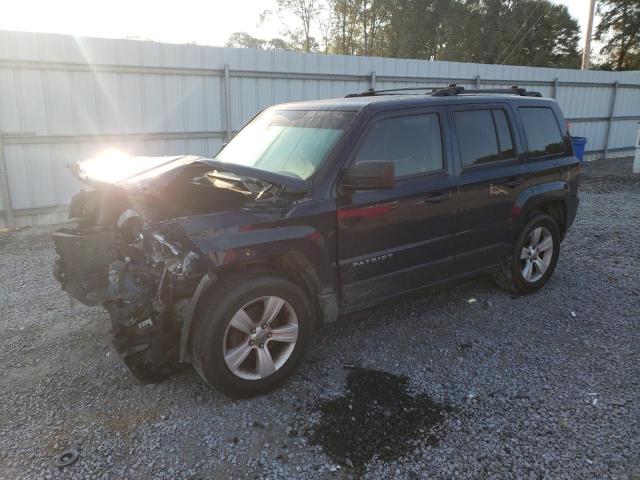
[{"x1": 1, "y1": 30, "x2": 639, "y2": 227}]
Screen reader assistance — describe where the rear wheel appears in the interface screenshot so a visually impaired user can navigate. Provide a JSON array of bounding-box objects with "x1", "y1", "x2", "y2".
[
  {"x1": 192, "y1": 272, "x2": 312, "y2": 398},
  {"x1": 494, "y1": 213, "x2": 560, "y2": 294}
]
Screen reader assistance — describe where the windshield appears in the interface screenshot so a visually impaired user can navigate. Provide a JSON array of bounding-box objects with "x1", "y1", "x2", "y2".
[{"x1": 215, "y1": 108, "x2": 355, "y2": 180}]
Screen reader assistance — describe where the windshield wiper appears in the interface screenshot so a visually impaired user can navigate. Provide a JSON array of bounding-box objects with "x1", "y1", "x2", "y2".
[
  {"x1": 201, "y1": 160, "x2": 311, "y2": 194},
  {"x1": 205, "y1": 170, "x2": 262, "y2": 196}
]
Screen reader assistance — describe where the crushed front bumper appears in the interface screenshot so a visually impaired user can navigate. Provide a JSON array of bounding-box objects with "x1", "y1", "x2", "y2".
[
  {"x1": 52, "y1": 228, "x2": 117, "y2": 306},
  {"x1": 52, "y1": 224, "x2": 206, "y2": 382}
]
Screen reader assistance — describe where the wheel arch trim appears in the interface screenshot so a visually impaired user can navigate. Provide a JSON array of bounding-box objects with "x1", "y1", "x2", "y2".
[
  {"x1": 178, "y1": 271, "x2": 218, "y2": 362},
  {"x1": 511, "y1": 181, "x2": 568, "y2": 232},
  {"x1": 177, "y1": 252, "x2": 336, "y2": 363}
]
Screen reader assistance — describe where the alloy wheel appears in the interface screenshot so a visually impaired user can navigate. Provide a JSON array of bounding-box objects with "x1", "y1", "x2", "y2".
[
  {"x1": 222, "y1": 296, "x2": 299, "y2": 380},
  {"x1": 520, "y1": 226, "x2": 554, "y2": 283}
]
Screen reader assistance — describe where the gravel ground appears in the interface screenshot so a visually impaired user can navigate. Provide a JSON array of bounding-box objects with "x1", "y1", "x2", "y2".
[{"x1": 1, "y1": 158, "x2": 639, "y2": 480}]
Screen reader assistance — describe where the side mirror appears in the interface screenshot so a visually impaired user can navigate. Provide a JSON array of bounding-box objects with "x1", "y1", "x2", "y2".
[{"x1": 340, "y1": 161, "x2": 394, "y2": 191}]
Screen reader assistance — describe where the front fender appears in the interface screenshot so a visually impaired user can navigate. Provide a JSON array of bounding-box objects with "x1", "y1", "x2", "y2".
[
  {"x1": 173, "y1": 213, "x2": 337, "y2": 362},
  {"x1": 175, "y1": 211, "x2": 335, "y2": 288}
]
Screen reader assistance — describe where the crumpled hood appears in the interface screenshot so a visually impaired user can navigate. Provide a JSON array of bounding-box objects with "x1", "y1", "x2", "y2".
[
  {"x1": 69, "y1": 155, "x2": 311, "y2": 194},
  {"x1": 69, "y1": 155, "x2": 203, "y2": 189},
  {"x1": 66, "y1": 154, "x2": 311, "y2": 226}
]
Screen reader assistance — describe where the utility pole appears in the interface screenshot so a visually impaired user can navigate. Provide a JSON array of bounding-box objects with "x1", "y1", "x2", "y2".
[{"x1": 581, "y1": 0, "x2": 597, "y2": 70}]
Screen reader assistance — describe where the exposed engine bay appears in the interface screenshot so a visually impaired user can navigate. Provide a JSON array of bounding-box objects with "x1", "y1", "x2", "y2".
[{"x1": 52, "y1": 155, "x2": 307, "y2": 381}]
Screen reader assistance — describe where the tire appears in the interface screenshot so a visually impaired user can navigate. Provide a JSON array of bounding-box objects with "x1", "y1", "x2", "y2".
[
  {"x1": 192, "y1": 271, "x2": 312, "y2": 398},
  {"x1": 105, "y1": 301, "x2": 180, "y2": 384},
  {"x1": 494, "y1": 213, "x2": 561, "y2": 294}
]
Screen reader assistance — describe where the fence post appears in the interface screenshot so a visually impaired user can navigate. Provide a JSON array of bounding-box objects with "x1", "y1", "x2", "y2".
[
  {"x1": 223, "y1": 64, "x2": 233, "y2": 141},
  {"x1": 633, "y1": 123, "x2": 640, "y2": 174},
  {"x1": 475, "y1": 75, "x2": 481, "y2": 88},
  {"x1": 370, "y1": 71, "x2": 376, "y2": 91},
  {"x1": 0, "y1": 137, "x2": 15, "y2": 228},
  {"x1": 552, "y1": 78, "x2": 559, "y2": 99},
  {"x1": 603, "y1": 81, "x2": 619, "y2": 159}
]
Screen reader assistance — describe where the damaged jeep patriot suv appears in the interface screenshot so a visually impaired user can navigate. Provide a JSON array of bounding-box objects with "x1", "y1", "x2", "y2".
[{"x1": 53, "y1": 85, "x2": 580, "y2": 397}]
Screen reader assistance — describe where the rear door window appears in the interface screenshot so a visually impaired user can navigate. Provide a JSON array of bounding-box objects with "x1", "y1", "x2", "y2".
[
  {"x1": 519, "y1": 107, "x2": 565, "y2": 158},
  {"x1": 453, "y1": 108, "x2": 516, "y2": 167},
  {"x1": 454, "y1": 110, "x2": 499, "y2": 167},
  {"x1": 493, "y1": 110, "x2": 515, "y2": 159}
]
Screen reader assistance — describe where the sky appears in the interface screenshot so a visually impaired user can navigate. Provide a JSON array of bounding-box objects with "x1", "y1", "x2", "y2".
[{"x1": 0, "y1": 0, "x2": 596, "y2": 54}]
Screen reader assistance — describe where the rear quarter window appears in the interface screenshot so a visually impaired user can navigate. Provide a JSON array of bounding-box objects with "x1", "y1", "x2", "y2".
[{"x1": 519, "y1": 107, "x2": 565, "y2": 158}]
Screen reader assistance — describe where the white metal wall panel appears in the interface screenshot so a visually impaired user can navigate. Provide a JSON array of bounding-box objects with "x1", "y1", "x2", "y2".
[
  {"x1": 615, "y1": 88, "x2": 640, "y2": 117},
  {"x1": 0, "y1": 69, "x2": 20, "y2": 132},
  {"x1": 4, "y1": 145, "x2": 29, "y2": 209},
  {"x1": 610, "y1": 120, "x2": 640, "y2": 150},
  {"x1": 1, "y1": 29, "x2": 639, "y2": 227},
  {"x1": 570, "y1": 122, "x2": 607, "y2": 151},
  {"x1": 70, "y1": 72, "x2": 100, "y2": 135},
  {"x1": 19, "y1": 69, "x2": 49, "y2": 134}
]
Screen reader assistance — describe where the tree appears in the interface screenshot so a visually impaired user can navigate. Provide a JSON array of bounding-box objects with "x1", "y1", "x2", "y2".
[
  {"x1": 276, "y1": 0, "x2": 321, "y2": 52},
  {"x1": 318, "y1": 0, "x2": 336, "y2": 52},
  {"x1": 331, "y1": 0, "x2": 360, "y2": 54},
  {"x1": 267, "y1": 38, "x2": 294, "y2": 51},
  {"x1": 491, "y1": 1, "x2": 581, "y2": 68},
  {"x1": 378, "y1": 0, "x2": 466, "y2": 60},
  {"x1": 246, "y1": 0, "x2": 583, "y2": 68},
  {"x1": 225, "y1": 32, "x2": 266, "y2": 49},
  {"x1": 595, "y1": 0, "x2": 640, "y2": 70},
  {"x1": 225, "y1": 32, "x2": 298, "y2": 52}
]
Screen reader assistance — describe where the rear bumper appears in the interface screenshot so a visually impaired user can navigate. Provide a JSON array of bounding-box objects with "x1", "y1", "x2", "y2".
[{"x1": 564, "y1": 197, "x2": 579, "y2": 240}]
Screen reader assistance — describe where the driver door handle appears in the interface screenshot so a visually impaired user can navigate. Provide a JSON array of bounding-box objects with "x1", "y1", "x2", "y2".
[
  {"x1": 425, "y1": 192, "x2": 451, "y2": 203},
  {"x1": 502, "y1": 176, "x2": 525, "y2": 188}
]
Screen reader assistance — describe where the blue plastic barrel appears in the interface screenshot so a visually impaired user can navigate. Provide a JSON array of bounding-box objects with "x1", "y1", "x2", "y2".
[{"x1": 571, "y1": 136, "x2": 587, "y2": 161}]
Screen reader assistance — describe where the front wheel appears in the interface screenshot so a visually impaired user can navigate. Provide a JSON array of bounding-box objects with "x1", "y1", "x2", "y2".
[
  {"x1": 192, "y1": 272, "x2": 312, "y2": 398},
  {"x1": 494, "y1": 213, "x2": 561, "y2": 294}
]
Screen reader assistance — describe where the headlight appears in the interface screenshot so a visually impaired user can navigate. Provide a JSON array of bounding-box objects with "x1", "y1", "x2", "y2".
[{"x1": 117, "y1": 209, "x2": 143, "y2": 246}]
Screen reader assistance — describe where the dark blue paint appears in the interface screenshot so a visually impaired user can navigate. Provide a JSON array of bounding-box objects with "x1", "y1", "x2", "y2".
[
  {"x1": 56, "y1": 93, "x2": 580, "y2": 340},
  {"x1": 169, "y1": 94, "x2": 580, "y2": 321}
]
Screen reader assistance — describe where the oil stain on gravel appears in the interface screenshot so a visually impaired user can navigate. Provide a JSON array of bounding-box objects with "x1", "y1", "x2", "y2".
[{"x1": 309, "y1": 368, "x2": 452, "y2": 473}]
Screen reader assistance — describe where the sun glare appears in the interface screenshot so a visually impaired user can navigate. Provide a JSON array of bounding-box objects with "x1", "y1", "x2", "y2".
[
  {"x1": 78, "y1": 148, "x2": 137, "y2": 183},
  {"x1": 0, "y1": 0, "x2": 281, "y2": 49}
]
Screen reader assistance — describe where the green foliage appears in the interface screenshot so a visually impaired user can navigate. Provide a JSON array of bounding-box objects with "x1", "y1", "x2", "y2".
[
  {"x1": 227, "y1": 0, "x2": 582, "y2": 68},
  {"x1": 595, "y1": 0, "x2": 640, "y2": 71},
  {"x1": 356, "y1": 0, "x2": 581, "y2": 67},
  {"x1": 276, "y1": 0, "x2": 322, "y2": 52},
  {"x1": 225, "y1": 32, "x2": 266, "y2": 49},
  {"x1": 225, "y1": 32, "x2": 299, "y2": 51}
]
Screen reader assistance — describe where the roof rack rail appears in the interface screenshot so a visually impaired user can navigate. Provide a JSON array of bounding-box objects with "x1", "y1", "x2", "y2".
[
  {"x1": 345, "y1": 84, "x2": 543, "y2": 98},
  {"x1": 430, "y1": 84, "x2": 542, "y2": 97},
  {"x1": 344, "y1": 86, "x2": 440, "y2": 97}
]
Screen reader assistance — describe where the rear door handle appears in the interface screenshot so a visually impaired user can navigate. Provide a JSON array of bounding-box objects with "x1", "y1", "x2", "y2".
[
  {"x1": 424, "y1": 192, "x2": 451, "y2": 203},
  {"x1": 502, "y1": 177, "x2": 525, "y2": 188}
]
